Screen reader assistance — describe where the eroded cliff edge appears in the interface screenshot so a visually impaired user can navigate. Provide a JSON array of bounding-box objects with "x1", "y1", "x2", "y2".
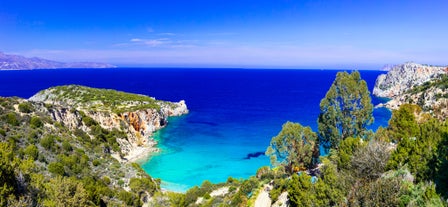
[
  {"x1": 373, "y1": 62, "x2": 448, "y2": 120},
  {"x1": 29, "y1": 85, "x2": 188, "y2": 162}
]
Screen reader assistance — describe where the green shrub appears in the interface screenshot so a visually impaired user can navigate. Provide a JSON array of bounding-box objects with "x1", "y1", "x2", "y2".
[
  {"x1": 3, "y1": 112, "x2": 19, "y2": 126},
  {"x1": 102, "y1": 176, "x2": 111, "y2": 185},
  {"x1": 62, "y1": 141, "x2": 72, "y2": 152},
  {"x1": 240, "y1": 177, "x2": 258, "y2": 196},
  {"x1": 27, "y1": 130, "x2": 39, "y2": 143},
  {"x1": 92, "y1": 159, "x2": 101, "y2": 166},
  {"x1": 74, "y1": 129, "x2": 90, "y2": 141},
  {"x1": 18, "y1": 102, "x2": 33, "y2": 113},
  {"x1": 166, "y1": 192, "x2": 186, "y2": 207},
  {"x1": 185, "y1": 186, "x2": 202, "y2": 205},
  {"x1": 129, "y1": 177, "x2": 158, "y2": 194},
  {"x1": 270, "y1": 178, "x2": 289, "y2": 202},
  {"x1": 82, "y1": 115, "x2": 98, "y2": 127},
  {"x1": 24, "y1": 144, "x2": 39, "y2": 160},
  {"x1": 40, "y1": 135, "x2": 55, "y2": 150},
  {"x1": 48, "y1": 162, "x2": 65, "y2": 176},
  {"x1": 256, "y1": 166, "x2": 274, "y2": 180},
  {"x1": 30, "y1": 116, "x2": 43, "y2": 128},
  {"x1": 118, "y1": 190, "x2": 141, "y2": 206}
]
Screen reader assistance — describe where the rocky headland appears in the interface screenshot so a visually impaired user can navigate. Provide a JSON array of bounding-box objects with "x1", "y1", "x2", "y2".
[
  {"x1": 29, "y1": 85, "x2": 188, "y2": 162},
  {"x1": 0, "y1": 51, "x2": 116, "y2": 69},
  {"x1": 373, "y1": 62, "x2": 448, "y2": 120},
  {"x1": 0, "y1": 85, "x2": 188, "y2": 205}
]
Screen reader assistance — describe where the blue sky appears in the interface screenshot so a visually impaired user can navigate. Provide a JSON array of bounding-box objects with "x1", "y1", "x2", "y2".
[{"x1": 0, "y1": 0, "x2": 447, "y2": 69}]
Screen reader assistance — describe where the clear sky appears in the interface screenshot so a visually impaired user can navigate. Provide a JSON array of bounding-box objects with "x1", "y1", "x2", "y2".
[{"x1": 0, "y1": 0, "x2": 447, "y2": 69}]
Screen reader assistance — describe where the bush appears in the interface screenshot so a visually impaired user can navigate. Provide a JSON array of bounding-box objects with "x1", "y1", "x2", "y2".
[
  {"x1": 30, "y1": 116, "x2": 43, "y2": 128},
  {"x1": 270, "y1": 178, "x2": 289, "y2": 202},
  {"x1": 62, "y1": 141, "x2": 72, "y2": 152},
  {"x1": 18, "y1": 102, "x2": 33, "y2": 113},
  {"x1": 27, "y1": 130, "x2": 39, "y2": 144},
  {"x1": 24, "y1": 144, "x2": 39, "y2": 160},
  {"x1": 40, "y1": 135, "x2": 55, "y2": 150},
  {"x1": 92, "y1": 159, "x2": 101, "y2": 166},
  {"x1": 118, "y1": 190, "x2": 141, "y2": 206},
  {"x1": 3, "y1": 112, "x2": 19, "y2": 126},
  {"x1": 48, "y1": 162, "x2": 65, "y2": 176},
  {"x1": 74, "y1": 129, "x2": 90, "y2": 142},
  {"x1": 0, "y1": 129, "x2": 6, "y2": 136},
  {"x1": 239, "y1": 177, "x2": 258, "y2": 196},
  {"x1": 82, "y1": 116, "x2": 98, "y2": 127},
  {"x1": 129, "y1": 177, "x2": 158, "y2": 195},
  {"x1": 351, "y1": 141, "x2": 390, "y2": 180},
  {"x1": 102, "y1": 176, "x2": 111, "y2": 185},
  {"x1": 185, "y1": 186, "x2": 202, "y2": 205},
  {"x1": 256, "y1": 166, "x2": 274, "y2": 180},
  {"x1": 166, "y1": 192, "x2": 186, "y2": 207}
]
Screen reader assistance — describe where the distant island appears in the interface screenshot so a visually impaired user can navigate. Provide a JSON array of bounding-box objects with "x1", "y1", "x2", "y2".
[{"x1": 0, "y1": 52, "x2": 116, "y2": 70}]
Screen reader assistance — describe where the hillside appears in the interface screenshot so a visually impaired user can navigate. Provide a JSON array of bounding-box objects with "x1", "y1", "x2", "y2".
[
  {"x1": 0, "y1": 86, "x2": 187, "y2": 206},
  {"x1": 0, "y1": 52, "x2": 116, "y2": 70},
  {"x1": 373, "y1": 62, "x2": 448, "y2": 120},
  {"x1": 1, "y1": 75, "x2": 448, "y2": 207}
]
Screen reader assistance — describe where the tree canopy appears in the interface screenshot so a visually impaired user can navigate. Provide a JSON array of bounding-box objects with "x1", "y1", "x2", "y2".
[
  {"x1": 318, "y1": 71, "x2": 373, "y2": 151},
  {"x1": 266, "y1": 121, "x2": 318, "y2": 173}
]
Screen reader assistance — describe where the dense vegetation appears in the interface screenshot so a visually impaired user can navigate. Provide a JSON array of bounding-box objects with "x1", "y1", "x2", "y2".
[
  {"x1": 146, "y1": 71, "x2": 448, "y2": 206},
  {"x1": 0, "y1": 97, "x2": 159, "y2": 206},
  {"x1": 261, "y1": 72, "x2": 448, "y2": 206},
  {"x1": 36, "y1": 85, "x2": 170, "y2": 113},
  {"x1": 2, "y1": 72, "x2": 448, "y2": 206}
]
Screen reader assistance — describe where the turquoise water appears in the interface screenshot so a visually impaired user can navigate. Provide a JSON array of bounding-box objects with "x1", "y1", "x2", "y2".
[
  {"x1": 135, "y1": 69, "x2": 391, "y2": 192},
  {"x1": 0, "y1": 68, "x2": 391, "y2": 192},
  {"x1": 139, "y1": 113, "x2": 273, "y2": 192}
]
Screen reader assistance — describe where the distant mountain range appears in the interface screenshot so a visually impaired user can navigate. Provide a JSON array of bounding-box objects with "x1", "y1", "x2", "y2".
[{"x1": 0, "y1": 52, "x2": 116, "y2": 70}]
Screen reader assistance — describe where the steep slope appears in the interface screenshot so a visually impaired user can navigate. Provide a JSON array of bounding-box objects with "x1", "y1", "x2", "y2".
[
  {"x1": 29, "y1": 85, "x2": 188, "y2": 161},
  {"x1": 373, "y1": 62, "x2": 447, "y2": 97},
  {"x1": 373, "y1": 62, "x2": 448, "y2": 120},
  {"x1": 0, "y1": 86, "x2": 187, "y2": 206}
]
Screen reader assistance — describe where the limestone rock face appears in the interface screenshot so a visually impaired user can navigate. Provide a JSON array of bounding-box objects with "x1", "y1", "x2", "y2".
[
  {"x1": 373, "y1": 62, "x2": 447, "y2": 98},
  {"x1": 373, "y1": 62, "x2": 448, "y2": 121},
  {"x1": 28, "y1": 86, "x2": 188, "y2": 161}
]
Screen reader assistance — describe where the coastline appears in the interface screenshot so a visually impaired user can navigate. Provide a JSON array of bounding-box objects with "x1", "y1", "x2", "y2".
[{"x1": 123, "y1": 144, "x2": 160, "y2": 163}]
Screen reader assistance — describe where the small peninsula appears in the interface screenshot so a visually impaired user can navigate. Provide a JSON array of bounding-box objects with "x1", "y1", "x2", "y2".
[
  {"x1": 0, "y1": 52, "x2": 116, "y2": 70},
  {"x1": 29, "y1": 85, "x2": 188, "y2": 161},
  {"x1": 0, "y1": 85, "x2": 187, "y2": 206}
]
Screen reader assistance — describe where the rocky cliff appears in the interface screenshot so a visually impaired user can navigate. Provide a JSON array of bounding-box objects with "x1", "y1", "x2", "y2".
[
  {"x1": 373, "y1": 62, "x2": 448, "y2": 120},
  {"x1": 29, "y1": 85, "x2": 188, "y2": 161},
  {"x1": 373, "y1": 62, "x2": 447, "y2": 97},
  {"x1": 0, "y1": 51, "x2": 116, "y2": 69}
]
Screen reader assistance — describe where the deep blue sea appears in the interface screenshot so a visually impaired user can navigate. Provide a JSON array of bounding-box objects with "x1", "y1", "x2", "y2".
[{"x1": 0, "y1": 68, "x2": 390, "y2": 192}]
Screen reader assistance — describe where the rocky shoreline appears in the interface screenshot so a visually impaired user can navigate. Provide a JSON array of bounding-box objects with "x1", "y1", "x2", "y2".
[
  {"x1": 373, "y1": 62, "x2": 448, "y2": 119},
  {"x1": 29, "y1": 85, "x2": 188, "y2": 163}
]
